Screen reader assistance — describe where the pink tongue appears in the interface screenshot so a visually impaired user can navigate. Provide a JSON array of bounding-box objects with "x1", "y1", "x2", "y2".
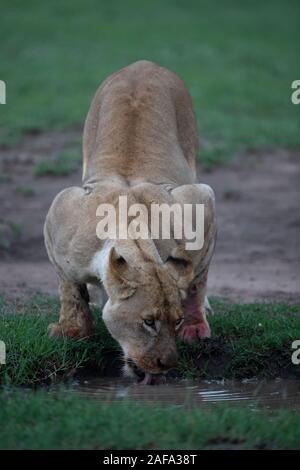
[
  {"x1": 139, "y1": 373, "x2": 153, "y2": 385},
  {"x1": 138, "y1": 373, "x2": 166, "y2": 385}
]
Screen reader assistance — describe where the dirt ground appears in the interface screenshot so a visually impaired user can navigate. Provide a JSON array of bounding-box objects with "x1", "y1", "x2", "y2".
[{"x1": 0, "y1": 130, "x2": 299, "y2": 303}]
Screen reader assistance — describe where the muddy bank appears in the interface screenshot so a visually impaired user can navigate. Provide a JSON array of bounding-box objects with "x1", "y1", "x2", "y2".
[
  {"x1": 202, "y1": 149, "x2": 300, "y2": 303},
  {"x1": 0, "y1": 131, "x2": 299, "y2": 303}
]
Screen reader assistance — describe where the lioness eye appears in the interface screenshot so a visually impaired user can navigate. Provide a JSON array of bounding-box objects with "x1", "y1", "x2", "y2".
[
  {"x1": 176, "y1": 317, "x2": 184, "y2": 327},
  {"x1": 144, "y1": 318, "x2": 155, "y2": 328}
]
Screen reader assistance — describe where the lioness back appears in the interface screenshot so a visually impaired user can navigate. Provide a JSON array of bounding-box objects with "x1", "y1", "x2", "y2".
[{"x1": 82, "y1": 60, "x2": 198, "y2": 185}]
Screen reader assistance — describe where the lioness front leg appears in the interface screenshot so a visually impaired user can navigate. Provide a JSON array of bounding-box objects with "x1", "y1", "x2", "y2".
[
  {"x1": 171, "y1": 182, "x2": 216, "y2": 342},
  {"x1": 179, "y1": 270, "x2": 211, "y2": 342},
  {"x1": 49, "y1": 278, "x2": 94, "y2": 339}
]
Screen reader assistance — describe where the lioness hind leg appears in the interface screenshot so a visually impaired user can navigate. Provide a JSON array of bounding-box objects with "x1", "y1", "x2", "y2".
[
  {"x1": 48, "y1": 279, "x2": 94, "y2": 339},
  {"x1": 179, "y1": 271, "x2": 211, "y2": 342}
]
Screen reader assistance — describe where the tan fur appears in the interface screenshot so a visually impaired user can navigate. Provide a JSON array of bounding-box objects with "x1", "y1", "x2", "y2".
[{"x1": 44, "y1": 61, "x2": 217, "y2": 377}]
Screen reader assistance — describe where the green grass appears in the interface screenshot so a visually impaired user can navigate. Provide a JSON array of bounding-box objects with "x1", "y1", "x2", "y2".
[
  {"x1": 0, "y1": 391, "x2": 300, "y2": 449},
  {"x1": 0, "y1": 172, "x2": 12, "y2": 183},
  {"x1": 178, "y1": 300, "x2": 300, "y2": 379},
  {"x1": 15, "y1": 185, "x2": 35, "y2": 197},
  {"x1": 0, "y1": 295, "x2": 299, "y2": 385},
  {"x1": 8, "y1": 221, "x2": 23, "y2": 237},
  {"x1": 1, "y1": 295, "x2": 299, "y2": 450},
  {"x1": 0, "y1": 295, "x2": 119, "y2": 386},
  {"x1": 0, "y1": 0, "x2": 299, "y2": 163},
  {"x1": 34, "y1": 149, "x2": 81, "y2": 176},
  {"x1": 0, "y1": 221, "x2": 23, "y2": 251}
]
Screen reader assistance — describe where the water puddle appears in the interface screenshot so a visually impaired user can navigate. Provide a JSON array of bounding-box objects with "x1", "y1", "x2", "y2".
[{"x1": 65, "y1": 377, "x2": 300, "y2": 410}]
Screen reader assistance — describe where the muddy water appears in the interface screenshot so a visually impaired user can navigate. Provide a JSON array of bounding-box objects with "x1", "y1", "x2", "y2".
[{"x1": 67, "y1": 377, "x2": 300, "y2": 410}]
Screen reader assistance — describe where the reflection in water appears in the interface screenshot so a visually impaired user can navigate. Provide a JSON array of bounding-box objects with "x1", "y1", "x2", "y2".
[{"x1": 63, "y1": 377, "x2": 300, "y2": 410}]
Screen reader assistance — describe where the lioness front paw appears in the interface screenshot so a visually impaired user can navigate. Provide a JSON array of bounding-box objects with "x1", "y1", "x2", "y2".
[{"x1": 178, "y1": 321, "x2": 211, "y2": 343}]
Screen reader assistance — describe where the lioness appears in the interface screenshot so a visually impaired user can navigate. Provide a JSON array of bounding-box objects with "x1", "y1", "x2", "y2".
[{"x1": 44, "y1": 61, "x2": 217, "y2": 384}]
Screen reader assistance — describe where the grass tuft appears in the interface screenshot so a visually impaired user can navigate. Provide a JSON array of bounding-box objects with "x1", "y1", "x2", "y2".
[
  {"x1": 15, "y1": 185, "x2": 35, "y2": 197},
  {"x1": 34, "y1": 149, "x2": 81, "y2": 177},
  {"x1": 0, "y1": 295, "x2": 119, "y2": 386}
]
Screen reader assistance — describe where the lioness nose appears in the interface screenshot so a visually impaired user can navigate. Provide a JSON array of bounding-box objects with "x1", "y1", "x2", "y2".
[{"x1": 157, "y1": 351, "x2": 179, "y2": 370}]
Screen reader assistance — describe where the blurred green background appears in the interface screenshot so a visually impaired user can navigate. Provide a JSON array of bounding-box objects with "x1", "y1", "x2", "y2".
[{"x1": 0, "y1": 0, "x2": 299, "y2": 164}]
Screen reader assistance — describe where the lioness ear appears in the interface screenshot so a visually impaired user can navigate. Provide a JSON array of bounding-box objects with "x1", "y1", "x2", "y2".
[
  {"x1": 171, "y1": 183, "x2": 216, "y2": 247},
  {"x1": 106, "y1": 247, "x2": 137, "y2": 300},
  {"x1": 171, "y1": 183, "x2": 215, "y2": 208}
]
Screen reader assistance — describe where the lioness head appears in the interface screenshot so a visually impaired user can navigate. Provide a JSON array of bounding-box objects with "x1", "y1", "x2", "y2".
[
  {"x1": 101, "y1": 239, "x2": 194, "y2": 384},
  {"x1": 93, "y1": 182, "x2": 216, "y2": 384}
]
